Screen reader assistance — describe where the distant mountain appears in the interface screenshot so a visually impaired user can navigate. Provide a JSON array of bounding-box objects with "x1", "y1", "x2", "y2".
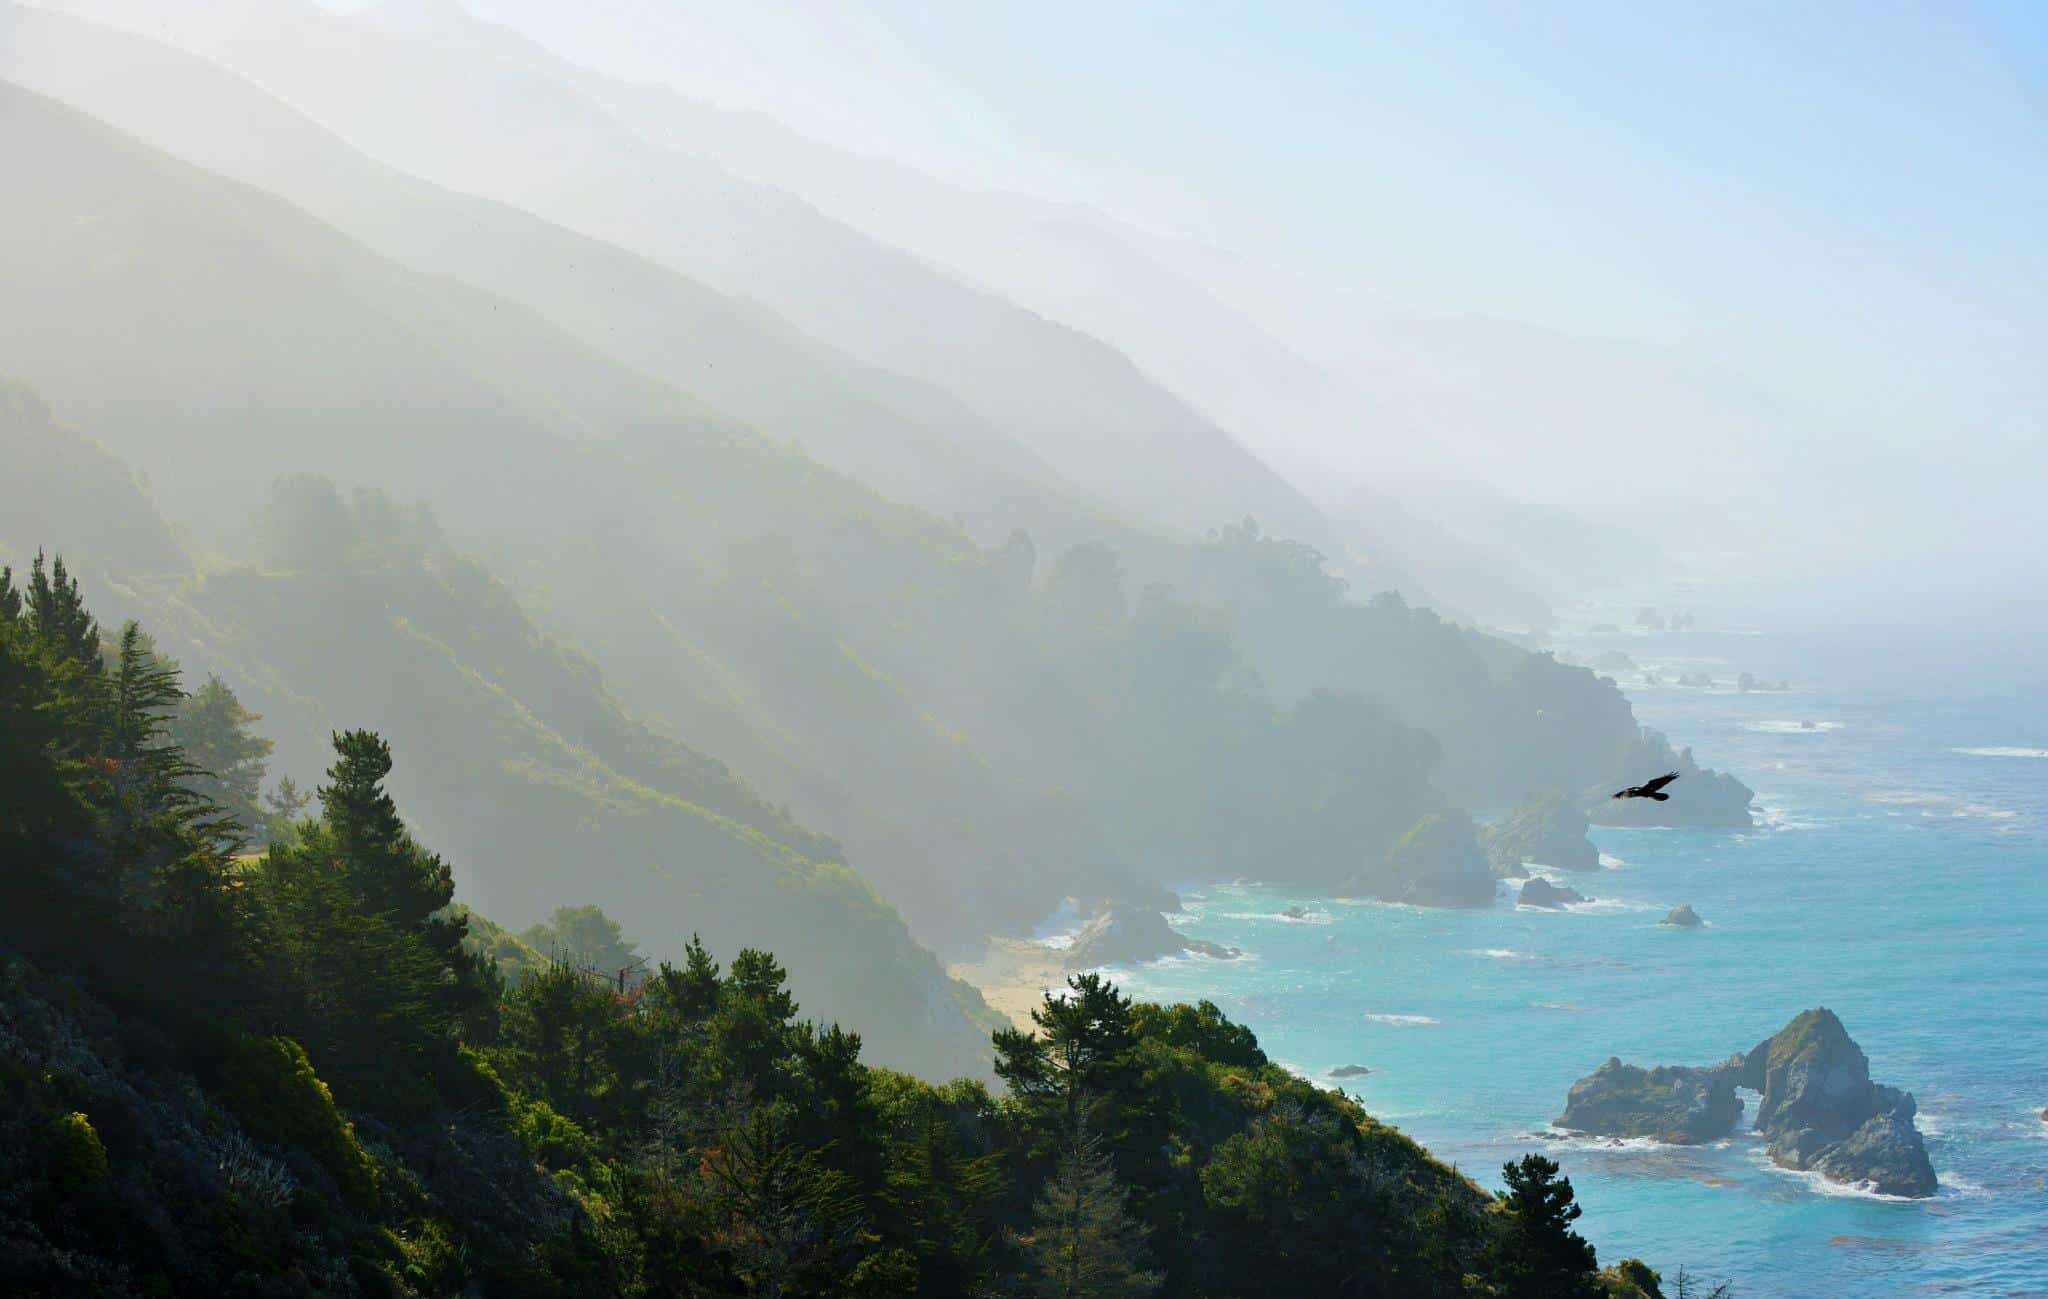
[
  {"x1": 0, "y1": 2, "x2": 1147, "y2": 558},
  {"x1": 0, "y1": 75, "x2": 1739, "y2": 975},
  {"x1": 342, "y1": 0, "x2": 1686, "y2": 613},
  {"x1": 0, "y1": 391, "x2": 1001, "y2": 1078},
  {"x1": 39, "y1": 0, "x2": 1334, "y2": 551},
  {"x1": 0, "y1": 379, "x2": 184, "y2": 577}
]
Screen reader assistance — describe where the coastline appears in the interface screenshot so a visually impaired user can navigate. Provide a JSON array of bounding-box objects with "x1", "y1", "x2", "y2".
[{"x1": 948, "y1": 936, "x2": 1072, "y2": 1030}]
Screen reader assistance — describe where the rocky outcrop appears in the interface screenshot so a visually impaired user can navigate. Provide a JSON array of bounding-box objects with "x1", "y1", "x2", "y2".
[
  {"x1": 1348, "y1": 811, "x2": 1497, "y2": 908},
  {"x1": 1063, "y1": 907, "x2": 1239, "y2": 969},
  {"x1": 1734, "y1": 1008, "x2": 1936, "y2": 1198},
  {"x1": 1483, "y1": 792, "x2": 1600, "y2": 876},
  {"x1": 1588, "y1": 741, "x2": 1756, "y2": 830},
  {"x1": 1328, "y1": 1064, "x2": 1372, "y2": 1080},
  {"x1": 1660, "y1": 905, "x2": 1704, "y2": 928},
  {"x1": 1555, "y1": 1058, "x2": 1743, "y2": 1143},
  {"x1": 1518, "y1": 877, "x2": 1588, "y2": 909},
  {"x1": 1553, "y1": 1008, "x2": 1936, "y2": 1196}
]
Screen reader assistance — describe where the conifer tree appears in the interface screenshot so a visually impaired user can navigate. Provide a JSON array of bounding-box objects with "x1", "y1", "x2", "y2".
[
  {"x1": 319, "y1": 729, "x2": 466, "y2": 967},
  {"x1": 1486, "y1": 1154, "x2": 1601, "y2": 1299},
  {"x1": 25, "y1": 551, "x2": 100, "y2": 670},
  {"x1": 169, "y1": 674, "x2": 274, "y2": 841},
  {"x1": 1007, "y1": 1125, "x2": 1160, "y2": 1299},
  {"x1": 0, "y1": 564, "x2": 20, "y2": 625}
]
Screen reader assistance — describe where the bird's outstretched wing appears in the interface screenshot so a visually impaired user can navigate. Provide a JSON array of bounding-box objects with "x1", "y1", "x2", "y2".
[{"x1": 1640, "y1": 771, "x2": 1681, "y2": 795}]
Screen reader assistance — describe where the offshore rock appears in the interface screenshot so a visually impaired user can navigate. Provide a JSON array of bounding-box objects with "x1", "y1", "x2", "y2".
[
  {"x1": 1064, "y1": 907, "x2": 1238, "y2": 969},
  {"x1": 1660, "y1": 905, "x2": 1704, "y2": 928},
  {"x1": 1554, "y1": 1058, "x2": 1743, "y2": 1143},
  {"x1": 1735, "y1": 1008, "x2": 1937, "y2": 1197},
  {"x1": 1557, "y1": 1008, "x2": 1936, "y2": 1196},
  {"x1": 1483, "y1": 792, "x2": 1600, "y2": 876},
  {"x1": 1517, "y1": 877, "x2": 1588, "y2": 909}
]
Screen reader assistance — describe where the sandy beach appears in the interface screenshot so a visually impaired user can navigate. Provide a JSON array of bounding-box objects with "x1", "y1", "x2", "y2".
[{"x1": 948, "y1": 937, "x2": 1074, "y2": 1030}]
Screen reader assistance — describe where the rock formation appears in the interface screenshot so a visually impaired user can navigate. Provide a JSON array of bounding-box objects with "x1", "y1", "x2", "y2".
[
  {"x1": 1348, "y1": 811, "x2": 1497, "y2": 908},
  {"x1": 1660, "y1": 905, "x2": 1704, "y2": 928},
  {"x1": 1328, "y1": 1064, "x2": 1372, "y2": 1080},
  {"x1": 1734, "y1": 1009, "x2": 1937, "y2": 1197},
  {"x1": 1553, "y1": 1008, "x2": 1937, "y2": 1196},
  {"x1": 1483, "y1": 792, "x2": 1600, "y2": 876},
  {"x1": 1555, "y1": 1058, "x2": 1744, "y2": 1143},
  {"x1": 1589, "y1": 753, "x2": 1756, "y2": 830},
  {"x1": 1063, "y1": 906, "x2": 1239, "y2": 969},
  {"x1": 1517, "y1": 877, "x2": 1588, "y2": 909}
]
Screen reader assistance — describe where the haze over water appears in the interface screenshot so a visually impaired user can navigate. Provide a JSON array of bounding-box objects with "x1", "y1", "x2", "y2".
[{"x1": 1105, "y1": 612, "x2": 2048, "y2": 1297}]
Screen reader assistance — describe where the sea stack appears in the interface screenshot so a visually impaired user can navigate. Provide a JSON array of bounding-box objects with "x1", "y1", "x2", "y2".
[
  {"x1": 1553, "y1": 1008, "x2": 1937, "y2": 1197},
  {"x1": 1063, "y1": 906, "x2": 1239, "y2": 968},
  {"x1": 1518, "y1": 877, "x2": 1588, "y2": 909},
  {"x1": 1661, "y1": 905, "x2": 1704, "y2": 928}
]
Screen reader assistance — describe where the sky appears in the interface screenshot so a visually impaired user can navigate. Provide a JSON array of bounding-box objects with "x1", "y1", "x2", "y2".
[{"x1": 439, "y1": 0, "x2": 2047, "y2": 448}]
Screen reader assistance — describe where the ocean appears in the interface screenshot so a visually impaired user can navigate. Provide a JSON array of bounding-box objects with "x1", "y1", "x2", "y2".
[{"x1": 1101, "y1": 622, "x2": 2048, "y2": 1297}]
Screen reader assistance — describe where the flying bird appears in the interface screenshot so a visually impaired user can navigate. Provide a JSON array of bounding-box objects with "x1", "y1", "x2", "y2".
[{"x1": 1613, "y1": 771, "x2": 1680, "y2": 801}]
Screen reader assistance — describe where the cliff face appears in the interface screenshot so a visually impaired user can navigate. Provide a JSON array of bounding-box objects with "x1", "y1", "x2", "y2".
[
  {"x1": 1482, "y1": 791, "x2": 1599, "y2": 877},
  {"x1": 1735, "y1": 1009, "x2": 1937, "y2": 1198},
  {"x1": 1588, "y1": 739, "x2": 1755, "y2": 830},
  {"x1": 1556, "y1": 1058, "x2": 1743, "y2": 1143},
  {"x1": 1554, "y1": 1008, "x2": 1937, "y2": 1197}
]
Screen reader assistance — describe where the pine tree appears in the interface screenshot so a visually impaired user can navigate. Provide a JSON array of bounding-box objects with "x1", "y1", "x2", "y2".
[
  {"x1": 168, "y1": 674, "x2": 274, "y2": 842},
  {"x1": 1486, "y1": 1154, "x2": 1601, "y2": 1299},
  {"x1": 994, "y1": 974, "x2": 1136, "y2": 1125},
  {"x1": 0, "y1": 565, "x2": 21, "y2": 625},
  {"x1": 694, "y1": 1100, "x2": 867, "y2": 1299},
  {"x1": 96, "y1": 622, "x2": 236, "y2": 926},
  {"x1": 25, "y1": 551, "x2": 100, "y2": 670},
  {"x1": 0, "y1": 608, "x2": 92, "y2": 952},
  {"x1": 319, "y1": 729, "x2": 465, "y2": 966},
  {"x1": 1007, "y1": 1126, "x2": 1160, "y2": 1299}
]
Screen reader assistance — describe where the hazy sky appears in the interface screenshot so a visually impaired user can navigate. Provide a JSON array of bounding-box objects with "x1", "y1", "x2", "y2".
[{"x1": 439, "y1": 0, "x2": 2046, "y2": 443}]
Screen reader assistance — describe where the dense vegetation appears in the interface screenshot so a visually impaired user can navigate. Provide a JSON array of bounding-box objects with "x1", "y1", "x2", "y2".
[
  {"x1": 1, "y1": 556, "x2": 1684, "y2": 1297},
  {"x1": 0, "y1": 64, "x2": 1747, "y2": 947}
]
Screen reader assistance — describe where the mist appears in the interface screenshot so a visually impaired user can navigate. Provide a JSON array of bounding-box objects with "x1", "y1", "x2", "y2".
[{"x1": 0, "y1": 3, "x2": 2042, "y2": 1294}]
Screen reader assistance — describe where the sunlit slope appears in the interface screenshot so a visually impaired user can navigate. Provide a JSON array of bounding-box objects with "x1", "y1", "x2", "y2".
[
  {"x1": 36, "y1": 0, "x2": 1333, "y2": 551},
  {"x1": 0, "y1": 83, "x2": 1128, "y2": 947},
  {"x1": 0, "y1": 406, "x2": 1000, "y2": 1078},
  {"x1": 0, "y1": 3, "x2": 1152, "y2": 555}
]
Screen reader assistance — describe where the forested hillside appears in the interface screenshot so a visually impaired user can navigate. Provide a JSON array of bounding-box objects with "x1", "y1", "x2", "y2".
[
  {"x1": 0, "y1": 389, "x2": 998, "y2": 1080},
  {"x1": 3, "y1": 0, "x2": 1748, "y2": 957},
  {"x1": 0, "y1": 571, "x2": 1670, "y2": 1296}
]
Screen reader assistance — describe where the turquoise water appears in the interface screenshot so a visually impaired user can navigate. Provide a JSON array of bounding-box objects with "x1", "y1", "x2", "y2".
[{"x1": 1106, "y1": 628, "x2": 2048, "y2": 1297}]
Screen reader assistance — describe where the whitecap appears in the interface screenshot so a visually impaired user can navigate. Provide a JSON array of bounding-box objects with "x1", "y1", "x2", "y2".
[
  {"x1": 1746, "y1": 719, "x2": 1844, "y2": 735},
  {"x1": 1597, "y1": 852, "x2": 1626, "y2": 868},
  {"x1": 1220, "y1": 909, "x2": 1333, "y2": 925},
  {"x1": 1755, "y1": 804, "x2": 1820, "y2": 832},
  {"x1": 1950, "y1": 804, "x2": 2019, "y2": 820},
  {"x1": 1531, "y1": 1126, "x2": 1675, "y2": 1153},
  {"x1": 1952, "y1": 746, "x2": 2048, "y2": 759},
  {"x1": 1532, "y1": 1000, "x2": 1584, "y2": 1012},
  {"x1": 1365, "y1": 1012, "x2": 1439, "y2": 1026},
  {"x1": 1868, "y1": 790, "x2": 1943, "y2": 806},
  {"x1": 1744, "y1": 1146, "x2": 1930, "y2": 1202}
]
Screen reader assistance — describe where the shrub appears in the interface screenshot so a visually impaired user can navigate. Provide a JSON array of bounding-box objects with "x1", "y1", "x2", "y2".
[
  {"x1": 46, "y1": 1110, "x2": 109, "y2": 1191},
  {"x1": 515, "y1": 1097, "x2": 594, "y2": 1172},
  {"x1": 208, "y1": 1027, "x2": 377, "y2": 1205}
]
